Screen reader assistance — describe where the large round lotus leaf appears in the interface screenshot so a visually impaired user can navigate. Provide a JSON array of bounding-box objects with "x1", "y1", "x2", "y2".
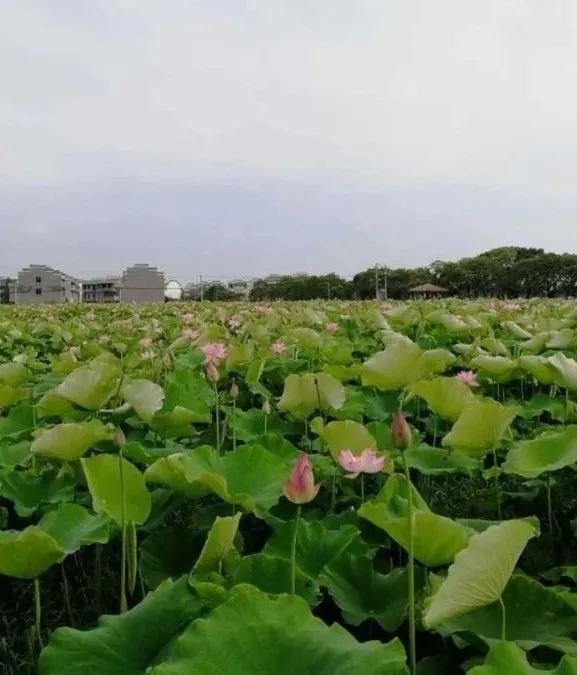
[
  {"x1": 0, "y1": 440, "x2": 30, "y2": 468},
  {"x1": 469, "y1": 641, "x2": 577, "y2": 674},
  {"x1": 361, "y1": 338, "x2": 454, "y2": 390},
  {"x1": 263, "y1": 519, "x2": 362, "y2": 578},
  {"x1": 31, "y1": 420, "x2": 115, "y2": 461},
  {"x1": 37, "y1": 502, "x2": 110, "y2": 554},
  {"x1": 157, "y1": 444, "x2": 288, "y2": 515},
  {"x1": 0, "y1": 526, "x2": 63, "y2": 578},
  {"x1": 439, "y1": 575, "x2": 577, "y2": 654},
  {"x1": 549, "y1": 353, "x2": 577, "y2": 391},
  {"x1": 231, "y1": 553, "x2": 320, "y2": 606},
  {"x1": 140, "y1": 528, "x2": 206, "y2": 589},
  {"x1": 424, "y1": 519, "x2": 537, "y2": 628},
  {"x1": 0, "y1": 362, "x2": 28, "y2": 387},
  {"x1": 0, "y1": 467, "x2": 75, "y2": 517},
  {"x1": 278, "y1": 373, "x2": 345, "y2": 418},
  {"x1": 320, "y1": 420, "x2": 377, "y2": 459},
  {"x1": 320, "y1": 554, "x2": 422, "y2": 631},
  {"x1": 55, "y1": 355, "x2": 121, "y2": 410},
  {"x1": 145, "y1": 452, "x2": 212, "y2": 499},
  {"x1": 547, "y1": 329, "x2": 575, "y2": 350},
  {"x1": 81, "y1": 455, "x2": 151, "y2": 526},
  {"x1": 36, "y1": 391, "x2": 83, "y2": 421},
  {"x1": 520, "y1": 333, "x2": 550, "y2": 354},
  {"x1": 0, "y1": 404, "x2": 34, "y2": 441},
  {"x1": 38, "y1": 577, "x2": 215, "y2": 675},
  {"x1": 193, "y1": 513, "x2": 241, "y2": 575},
  {"x1": 408, "y1": 377, "x2": 475, "y2": 422},
  {"x1": 518, "y1": 356, "x2": 557, "y2": 384},
  {"x1": 148, "y1": 406, "x2": 200, "y2": 437},
  {"x1": 287, "y1": 327, "x2": 323, "y2": 349},
  {"x1": 122, "y1": 379, "x2": 165, "y2": 421},
  {"x1": 442, "y1": 399, "x2": 517, "y2": 459},
  {"x1": 470, "y1": 355, "x2": 518, "y2": 381},
  {"x1": 479, "y1": 338, "x2": 508, "y2": 356},
  {"x1": 148, "y1": 585, "x2": 409, "y2": 675},
  {"x1": 503, "y1": 427, "x2": 577, "y2": 479},
  {"x1": 502, "y1": 321, "x2": 533, "y2": 340},
  {"x1": 0, "y1": 384, "x2": 26, "y2": 407},
  {"x1": 405, "y1": 445, "x2": 481, "y2": 476},
  {"x1": 358, "y1": 475, "x2": 470, "y2": 566}
]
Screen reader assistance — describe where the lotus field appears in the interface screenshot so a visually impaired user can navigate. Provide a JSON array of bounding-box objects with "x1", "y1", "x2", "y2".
[{"x1": 5, "y1": 300, "x2": 577, "y2": 673}]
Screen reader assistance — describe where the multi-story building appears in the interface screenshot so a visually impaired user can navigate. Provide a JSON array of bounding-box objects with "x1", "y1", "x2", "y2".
[
  {"x1": 82, "y1": 277, "x2": 122, "y2": 303},
  {"x1": 119, "y1": 264, "x2": 165, "y2": 303},
  {"x1": 0, "y1": 277, "x2": 15, "y2": 304},
  {"x1": 15, "y1": 265, "x2": 81, "y2": 304},
  {"x1": 227, "y1": 278, "x2": 256, "y2": 298}
]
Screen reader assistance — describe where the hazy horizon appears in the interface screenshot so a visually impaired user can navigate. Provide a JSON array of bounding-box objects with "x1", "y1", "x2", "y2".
[{"x1": 3, "y1": 1, "x2": 577, "y2": 282}]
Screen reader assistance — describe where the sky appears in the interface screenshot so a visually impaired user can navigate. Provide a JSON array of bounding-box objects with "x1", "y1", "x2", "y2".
[{"x1": 2, "y1": 0, "x2": 577, "y2": 283}]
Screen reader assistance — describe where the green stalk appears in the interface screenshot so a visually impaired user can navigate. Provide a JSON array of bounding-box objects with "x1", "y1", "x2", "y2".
[
  {"x1": 493, "y1": 448, "x2": 502, "y2": 520},
  {"x1": 232, "y1": 398, "x2": 237, "y2": 451},
  {"x1": 360, "y1": 473, "x2": 365, "y2": 502},
  {"x1": 499, "y1": 595, "x2": 507, "y2": 641},
  {"x1": 547, "y1": 475, "x2": 554, "y2": 538},
  {"x1": 290, "y1": 505, "x2": 301, "y2": 595},
  {"x1": 214, "y1": 383, "x2": 221, "y2": 450},
  {"x1": 33, "y1": 577, "x2": 43, "y2": 649},
  {"x1": 118, "y1": 449, "x2": 127, "y2": 613},
  {"x1": 62, "y1": 562, "x2": 74, "y2": 626},
  {"x1": 94, "y1": 543, "x2": 102, "y2": 614},
  {"x1": 402, "y1": 454, "x2": 416, "y2": 675}
]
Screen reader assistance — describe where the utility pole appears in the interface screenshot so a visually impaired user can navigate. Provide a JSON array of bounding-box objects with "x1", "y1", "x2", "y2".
[
  {"x1": 375, "y1": 263, "x2": 379, "y2": 300},
  {"x1": 199, "y1": 274, "x2": 204, "y2": 301},
  {"x1": 383, "y1": 265, "x2": 388, "y2": 300}
]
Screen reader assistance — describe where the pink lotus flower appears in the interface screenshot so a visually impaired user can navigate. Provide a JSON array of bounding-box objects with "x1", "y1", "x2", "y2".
[
  {"x1": 230, "y1": 382, "x2": 239, "y2": 398},
  {"x1": 182, "y1": 328, "x2": 199, "y2": 341},
  {"x1": 325, "y1": 322, "x2": 338, "y2": 334},
  {"x1": 391, "y1": 411, "x2": 412, "y2": 450},
  {"x1": 201, "y1": 342, "x2": 228, "y2": 365},
  {"x1": 140, "y1": 350, "x2": 156, "y2": 361},
  {"x1": 338, "y1": 449, "x2": 386, "y2": 479},
  {"x1": 455, "y1": 370, "x2": 479, "y2": 388},
  {"x1": 270, "y1": 342, "x2": 286, "y2": 355},
  {"x1": 283, "y1": 453, "x2": 319, "y2": 504},
  {"x1": 181, "y1": 313, "x2": 195, "y2": 323},
  {"x1": 227, "y1": 316, "x2": 242, "y2": 329},
  {"x1": 138, "y1": 337, "x2": 153, "y2": 349}
]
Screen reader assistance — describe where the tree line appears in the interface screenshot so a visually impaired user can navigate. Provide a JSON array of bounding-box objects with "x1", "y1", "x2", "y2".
[{"x1": 248, "y1": 247, "x2": 577, "y2": 300}]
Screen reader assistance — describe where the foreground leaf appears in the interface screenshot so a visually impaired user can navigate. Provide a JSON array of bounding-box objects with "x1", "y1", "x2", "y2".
[
  {"x1": 468, "y1": 641, "x2": 577, "y2": 674},
  {"x1": 31, "y1": 420, "x2": 115, "y2": 461}
]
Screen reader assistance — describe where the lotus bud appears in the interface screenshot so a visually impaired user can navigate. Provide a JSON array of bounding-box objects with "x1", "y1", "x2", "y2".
[
  {"x1": 262, "y1": 399, "x2": 271, "y2": 415},
  {"x1": 115, "y1": 427, "x2": 126, "y2": 448},
  {"x1": 391, "y1": 411, "x2": 411, "y2": 450},
  {"x1": 283, "y1": 453, "x2": 319, "y2": 504},
  {"x1": 230, "y1": 382, "x2": 239, "y2": 398}
]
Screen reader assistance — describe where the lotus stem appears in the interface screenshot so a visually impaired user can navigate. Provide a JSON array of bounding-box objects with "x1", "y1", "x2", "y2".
[
  {"x1": 493, "y1": 448, "x2": 502, "y2": 520},
  {"x1": 33, "y1": 577, "x2": 43, "y2": 649},
  {"x1": 290, "y1": 505, "x2": 301, "y2": 595},
  {"x1": 402, "y1": 453, "x2": 416, "y2": 675},
  {"x1": 62, "y1": 562, "x2": 74, "y2": 626},
  {"x1": 360, "y1": 474, "x2": 365, "y2": 502},
  {"x1": 499, "y1": 595, "x2": 506, "y2": 641},
  {"x1": 232, "y1": 398, "x2": 237, "y2": 451},
  {"x1": 547, "y1": 475, "x2": 554, "y2": 538},
  {"x1": 118, "y1": 449, "x2": 127, "y2": 613},
  {"x1": 214, "y1": 383, "x2": 221, "y2": 451}
]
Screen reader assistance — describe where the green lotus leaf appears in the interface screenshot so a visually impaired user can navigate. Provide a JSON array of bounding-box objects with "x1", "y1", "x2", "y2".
[
  {"x1": 55, "y1": 354, "x2": 121, "y2": 410},
  {"x1": 547, "y1": 329, "x2": 575, "y2": 350},
  {"x1": 320, "y1": 420, "x2": 377, "y2": 460},
  {"x1": 193, "y1": 513, "x2": 241, "y2": 575},
  {"x1": 37, "y1": 502, "x2": 110, "y2": 553},
  {"x1": 408, "y1": 377, "x2": 475, "y2": 422},
  {"x1": 31, "y1": 420, "x2": 115, "y2": 461},
  {"x1": 442, "y1": 398, "x2": 517, "y2": 458},
  {"x1": 502, "y1": 321, "x2": 533, "y2": 340},
  {"x1": 358, "y1": 475, "x2": 470, "y2": 566},
  {"x1": 361, "y1": 337, "x2": 454, "y2": 390},
  {"x1": 38, "y1": 576, "x2": 214, "y2": 674},
  {"x1": 288, "y1": 327, "x2": 323, "y2": 349},
  {"x1": 321, "y1": 554, "x2": 419, "y2": 631},
  {"x1": 162, "y1": 369, "x2": 213, "y2": 422},
  {"x1": 148, "y1": 585, "x2": 409, "y2": 675},
  {"x1": 36, "y1": 391, "x2": 85, "y2": 421},
  {"x1": 0, "y1": 440, "x2": 30, "y2": 468},
  {"x1": 503, "y1": 427, "x2": 577, "y2": 479},
  {"x1": 263, "y1": 519, "x2": 362, "y2": 578},
  {"x1": 468, "y1": 641, "x2": 577, "y2": 674},
  {"x1": 81, "y1": 454, "x2": 151, "y2": 526},
  {"x1": 0, "y1": 467, "x2": 75, "y2": 516},
  {"x1": 479, "y1": 338, "x2": 509, "y2": 356},
  {"x1": 0, "y1": 384, "x2": 26, "y2": 407},
  {"x1": 277, "y1": 372, "x2": 345, "y2": 418},
  {"x1": 518, "y1": 355, "x2": 558, "y2": 384},
  {"x1": 549, "y1": 353, "x2": 577, "y2": 391},
  {"x1": 231, "y1": 553, "x2": 320, "y2": 606},
  {"x1": 122, "y1": 379, "x2": 165, "y2": 421},
  {"x1": 520, "y1": 333, "x2": 550, "y2": 354},
  {"x1": 424, "y1": 519, "x2": 538, "y2": 628},
  {"x1": 230, "y1": 409, "x2": 299, "y2": 442},
  {"x1": 470, "y1": 355, "x2": 518, "y2": 380},
  {"x1": 0, "y1": 404, "x2": 34, "y2": 440},
  {"x1": 145, "y1": 452, "x2": 211, "y2": 499},
  {"x1": 148, "y1": 406, "x2": 199, "y2": 437},
  {"x1": 404, "y1": 445, "x2": 481, "y2": 476},
  {"x1": 140, "y1": 528, "x2": 205, "y2": 589},
  {"x1": 0, "y1": 362, "x2": 28, "y2": 387},
  {"x1": 0, "y1": 526, "x2": 63, "y2": 578},
  {"x1": 439, "y1": 575, "x2": 577, "y2": 654}
]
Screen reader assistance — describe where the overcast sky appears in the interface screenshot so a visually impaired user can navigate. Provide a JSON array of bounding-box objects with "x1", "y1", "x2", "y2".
[{"x1": 2, "y1": 1, "x2": 577, "y2": 282}]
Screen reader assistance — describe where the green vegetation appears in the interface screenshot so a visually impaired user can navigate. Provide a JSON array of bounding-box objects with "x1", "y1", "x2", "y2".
[{"x1": 2, "y1": 298, "x2": 577, "y2": 673}]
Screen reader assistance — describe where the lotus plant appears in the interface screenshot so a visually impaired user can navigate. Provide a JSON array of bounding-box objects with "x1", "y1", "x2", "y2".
[
  {"x1": 201, "y1": 342, "x2": 228, "y2": 449},
  {"x1": 455, "y1": 370, "x2": 479, "y2": 387},
  {"x1": 284, "y1": 453, "x2": 319, "y2": 594}
]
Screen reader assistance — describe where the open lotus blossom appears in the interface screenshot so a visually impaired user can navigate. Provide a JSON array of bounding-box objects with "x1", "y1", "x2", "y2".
[
  {"x1": 283, "y1": 453, "x2": 319, "y2": 504},
  {"x1": 201, "y1": 342, "x2": 228, "y2": 365},
  {"x1": 182, "y1": 328, "x2": 199, "y2": 340},
  {"x1": 455, "y1": 370, "x2": 479, "y2": 387},
  {"x1": 181, "y1": 313, "x2": 195, "y2": 323},
  {"x1": 325, "y1": 322, "x2": 338, "y2": 333},
  {"x1": 227, "y1": 316, "x2": 242, "y2": 329},
  {"x1": 138, "y1": 337, "x2": 154, "y2": 349},
  {"x1": 270, "y1": 341, "x2": 286, "y2": 355},
  {"x1": 140, "y1": 349, "x2": 156, "y2": 361},
  {"x1": 338, "y1": 449, "x2": 386, "y2": 479}
]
